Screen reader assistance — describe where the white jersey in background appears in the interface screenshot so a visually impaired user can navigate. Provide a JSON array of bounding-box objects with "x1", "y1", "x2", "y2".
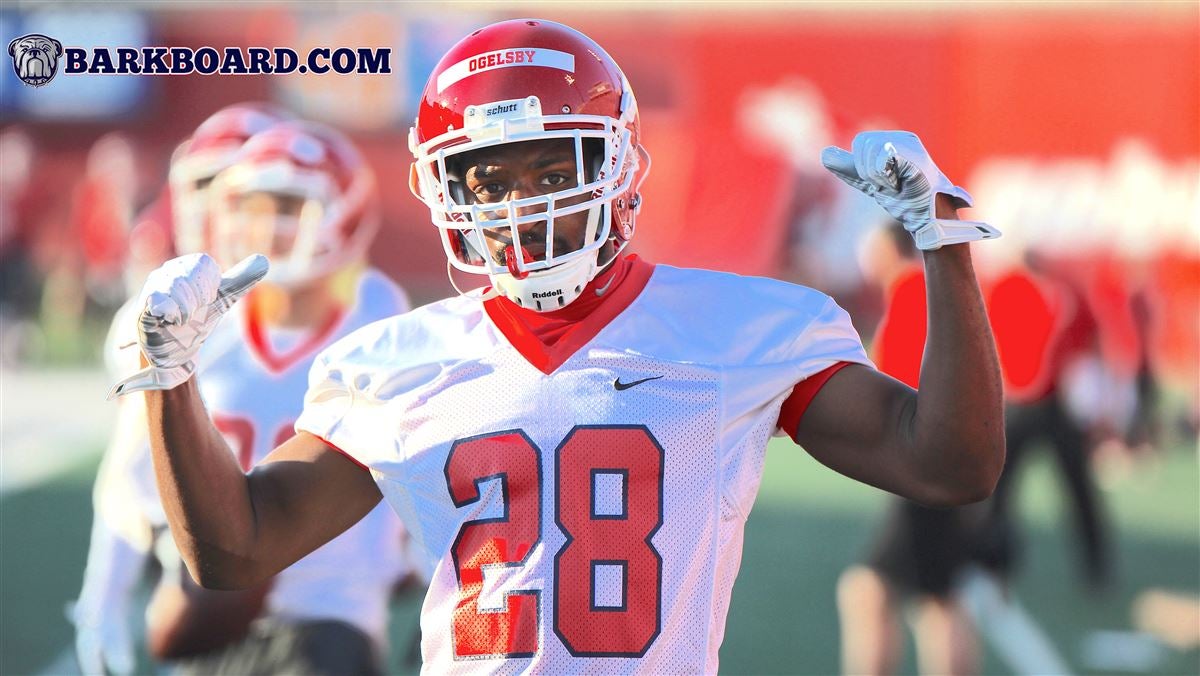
[
  {"x1": 297, "y1": 260, "x2": 874, "y2": 674},
  {"x1": 82, "y1": 269, "x2": 416, "y2": 649}
]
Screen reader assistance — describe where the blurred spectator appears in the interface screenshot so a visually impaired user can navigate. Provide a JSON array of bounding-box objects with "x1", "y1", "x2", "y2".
[
  {"x1": 0, "y1": 126, "x2": 43, "y2": 364},
  {"x1": 76, "y1": 133, "x2": 139, "y2": 306}
]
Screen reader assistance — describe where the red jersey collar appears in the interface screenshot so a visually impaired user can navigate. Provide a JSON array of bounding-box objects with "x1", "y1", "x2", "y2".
[
  {"x1": 242, "y1": 292, "x2": 346, "y2": 374},
  {"x1": 483, "y1": 254, "x2": 655, "y2": 375}
]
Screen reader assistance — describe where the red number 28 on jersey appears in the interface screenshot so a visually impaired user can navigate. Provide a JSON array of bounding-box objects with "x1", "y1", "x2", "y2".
[{"x1": 444, "y1": 425, "x2": 664, "y2": 660}]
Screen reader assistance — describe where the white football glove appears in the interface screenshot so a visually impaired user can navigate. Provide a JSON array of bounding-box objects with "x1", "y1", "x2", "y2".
[
  {"x1": 107, "y1": 253, "x2": 268, "y2": 399},
  {"x1": 821, "y1": 130, "x2": 1001, "y2": 250}
]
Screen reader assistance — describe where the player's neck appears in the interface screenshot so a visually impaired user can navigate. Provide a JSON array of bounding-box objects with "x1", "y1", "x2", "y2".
[{"x1": 249, "y1": 277, "x2": 343, "y2": 329}]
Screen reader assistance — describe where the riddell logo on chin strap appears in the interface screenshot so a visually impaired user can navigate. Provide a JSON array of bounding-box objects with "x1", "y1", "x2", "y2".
[{"x1": 531, "y1": 289, "x2": 563, "y2": 300}]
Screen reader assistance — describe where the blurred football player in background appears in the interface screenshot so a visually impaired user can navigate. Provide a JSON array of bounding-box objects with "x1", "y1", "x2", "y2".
[
  {"x1": 117, "y1": 19, "x2": 1009, "y2": 673},
  {"x1": 960, "y1": 250, "x2": 1126, "y2": 675},
  {"x1": 74, "y1": 102, "x2": 292, "y2": 675},
  {"x1": 838, "y1": 221, "x2": 981, "y2": 675},
  {"x1": 76, "y1": 113, "x2": 420, "y2": 675},
  {"x1": 976, "y1": 249, "x2": 1115, "y2": 593},
  {"x1": 838, "y1": 221, "x2": 1070, "y2": 676}
]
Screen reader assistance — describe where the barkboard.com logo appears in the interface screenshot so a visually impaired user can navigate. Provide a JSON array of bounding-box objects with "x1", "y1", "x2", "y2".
[{"x1": 7, "y1": 33, "x2": 391, "y2": 88}]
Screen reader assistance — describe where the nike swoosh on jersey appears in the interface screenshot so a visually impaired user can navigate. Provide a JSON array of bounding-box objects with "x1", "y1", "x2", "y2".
[{"x1": 612, "y1": 375, "x2": 664, "y2": 391}]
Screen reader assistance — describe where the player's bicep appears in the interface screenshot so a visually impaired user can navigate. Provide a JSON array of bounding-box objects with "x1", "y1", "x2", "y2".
[
  {"x1": 244, "y1": 431, "x2": 383, "y2": 575},
  {"x1": 793, "y1": 363, "x2": 923, "y2": 497}
]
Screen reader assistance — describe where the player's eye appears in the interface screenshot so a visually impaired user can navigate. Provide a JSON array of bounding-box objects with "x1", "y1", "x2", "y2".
[
  {"x1": 469, "y1": 180, "x2": 513, "y2": 204},
  {"x1": 473, "y1": 182, "x2": 507, "y2": 198},
  {"x1": 541, "y1": 173, "x2": 572, "y2": 188}
]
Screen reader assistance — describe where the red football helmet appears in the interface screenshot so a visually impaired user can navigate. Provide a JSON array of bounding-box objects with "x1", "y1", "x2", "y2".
[
  {"x1": 409, "y1": 19, "x2": 650, "y2": 310},
  {"x1": 169, "y1": 103, "x2": 293, "y2": 255},
  {"x1": 208, "y1": 121, "x2": 379, "y2": 286}
]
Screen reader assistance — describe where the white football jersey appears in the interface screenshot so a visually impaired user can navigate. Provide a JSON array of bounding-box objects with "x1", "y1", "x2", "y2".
[
  {"x1": 296, "y1": 260, "x2": 873, "y2": 674},
  {"x1": 97, "y1": 296, "x2": 206, "y2": 542},
  {"x1": 96, "y1": 269, "x2": 414, "y2": 645}
]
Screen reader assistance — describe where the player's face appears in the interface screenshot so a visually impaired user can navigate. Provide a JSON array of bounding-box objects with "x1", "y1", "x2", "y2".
[
  {"x1": 229, "y1": 190, "x2": 308, "y2": 258},
  {"x1": 456, "y1": 138, "x2": 593, "y2": 266}
]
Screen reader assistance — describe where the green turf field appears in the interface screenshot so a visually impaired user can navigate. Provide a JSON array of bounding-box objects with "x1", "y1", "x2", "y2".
[
  {"x1": 723, "y1": 439, "x2": 1200, "y2": 675},
  {"x1": 2, "y1": 438, "x2": 1197, "y2": 675}
]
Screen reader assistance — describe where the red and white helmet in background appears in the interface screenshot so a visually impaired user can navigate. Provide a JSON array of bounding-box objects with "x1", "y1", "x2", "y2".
[
  {"x1": 208, "y1": 120, "x2": 379, "y2": 287},
  {"x1": 409, "y1": 18, "x2": 650, "y2": 310},
  {"x1": 169, "y1": 103, "x2": 293, "y2": 254}
]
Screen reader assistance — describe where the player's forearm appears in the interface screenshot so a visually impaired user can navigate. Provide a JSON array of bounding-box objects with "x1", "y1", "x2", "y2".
[
  {"x1": 910, "y1": 203, "x2": 1006, "y2": 504},
  {"x1": 145, "y1": 380, "x2": 265, "y2": 589}
]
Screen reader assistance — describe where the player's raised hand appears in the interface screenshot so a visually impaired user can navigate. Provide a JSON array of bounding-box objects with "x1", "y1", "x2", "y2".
[
  {"x1": 821, "y1": 130, "x2": 1001, "y2": 250},
  {"x1": 108, "y1": 253, "x2": 269, "y2": 399}
]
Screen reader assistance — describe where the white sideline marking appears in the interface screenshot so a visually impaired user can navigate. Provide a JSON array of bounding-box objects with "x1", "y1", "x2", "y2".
[
  {"x1": 959, "y1": 566, "x2": 1074, "y2": 675},
  {"x1": 1079, "y1": 630, "x2": 1170, "y2": 672}
]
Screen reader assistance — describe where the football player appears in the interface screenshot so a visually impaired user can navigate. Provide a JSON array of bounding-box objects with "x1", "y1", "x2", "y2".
[
  {"x1": 81, "y1": 117, "x2": 417, "y2": 675},
  {"x1": 116, "y1": 19, "x2": 1006, "y2": 673},
  {"x1": 75, "y1": 102, "x2": 294, "y2": 675}
]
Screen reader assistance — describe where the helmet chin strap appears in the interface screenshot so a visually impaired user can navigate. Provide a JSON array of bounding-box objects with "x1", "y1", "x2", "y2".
[
  {"x1": 504, "y1": 245, "x2": 532, "y2": 280},
  {"x1": 489, "y1": 204, "x2": 609, "y2": 312},
  {"x1": 491, "y1": 252, "x2": 597, "y2": 312}
]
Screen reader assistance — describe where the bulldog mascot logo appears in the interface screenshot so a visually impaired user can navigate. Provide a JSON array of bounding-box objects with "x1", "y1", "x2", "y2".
[{"x1": 8, "y1": 33, "x2": 63, "y2": 87}]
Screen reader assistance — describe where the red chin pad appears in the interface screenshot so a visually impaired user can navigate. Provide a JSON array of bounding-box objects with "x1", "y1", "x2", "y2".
[{"x1": 505, "y1": 245, "x2": 533, "y2": 280}]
